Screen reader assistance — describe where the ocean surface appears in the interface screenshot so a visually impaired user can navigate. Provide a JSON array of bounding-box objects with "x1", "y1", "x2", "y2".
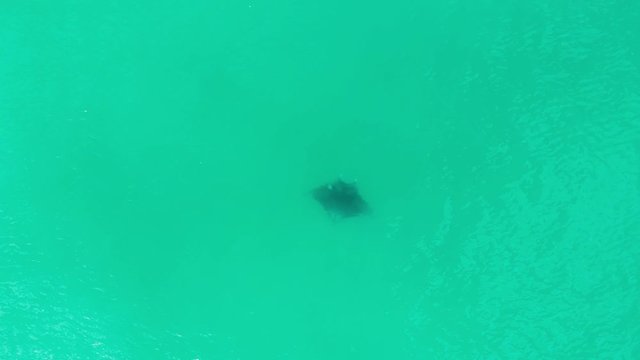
[{"x1": 2, "y1": 0, "x2": 639, "y2": 358}]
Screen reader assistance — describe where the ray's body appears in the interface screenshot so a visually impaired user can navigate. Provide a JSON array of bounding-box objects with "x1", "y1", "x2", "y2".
[{"x1": 312, "y1": 179, "x2": 369, "y2": 219}]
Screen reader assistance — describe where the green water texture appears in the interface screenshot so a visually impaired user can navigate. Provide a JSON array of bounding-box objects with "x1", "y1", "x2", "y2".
[{"x1": 2, "y1": 0, "x2": 640, "y2": 358}]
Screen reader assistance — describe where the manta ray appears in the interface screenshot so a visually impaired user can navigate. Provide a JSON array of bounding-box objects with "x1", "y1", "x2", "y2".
[{"x1": 312, "y1": 179, "x2": 369, "y2": 219}]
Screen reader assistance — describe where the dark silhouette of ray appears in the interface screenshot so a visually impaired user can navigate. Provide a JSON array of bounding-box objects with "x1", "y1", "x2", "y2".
[{"x1": 312, "y1": 179, "x2": 369, "y2": 219}]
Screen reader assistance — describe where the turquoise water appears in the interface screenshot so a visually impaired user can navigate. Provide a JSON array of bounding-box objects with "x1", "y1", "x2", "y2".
[{"x1": 2, "y1": 0, "x2": 640, "y2": 358}]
